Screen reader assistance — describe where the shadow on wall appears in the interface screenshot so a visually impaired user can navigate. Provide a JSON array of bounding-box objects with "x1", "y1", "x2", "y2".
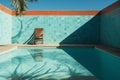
[
  {"x1": 100, "y1": 1, "x2": 120, "y2": 48},
  {"x1": 60, "y1": 13, "x2": 101, "y2": 44}
]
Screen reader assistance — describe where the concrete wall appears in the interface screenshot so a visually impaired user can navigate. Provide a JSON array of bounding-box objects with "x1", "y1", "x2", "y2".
[
  {"x1": 0, "y1": 10, "x2": 12, "y2": 45},
  {"x1": 100, "y1": 1, "x2": 120, "y2": 48}
]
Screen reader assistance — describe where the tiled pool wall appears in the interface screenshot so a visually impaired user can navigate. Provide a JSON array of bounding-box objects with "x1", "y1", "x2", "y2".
[
  {"x1": 12, "y1": 15, "x2": 100, "y2": 44},
  {"x1": 0, "y1": 11, "x2": 12, "y2": 45},
  {"x1": 100, "y1": 1, "x2": 120, "y2": 48}
]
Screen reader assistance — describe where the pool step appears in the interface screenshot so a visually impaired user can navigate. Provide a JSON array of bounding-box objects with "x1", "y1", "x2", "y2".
[{"x1": 68, "y1": 76, "x2": 98, "y2": 80}]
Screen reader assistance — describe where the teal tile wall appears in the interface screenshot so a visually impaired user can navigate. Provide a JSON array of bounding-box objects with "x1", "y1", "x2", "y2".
[
  {"x1": 100, "y1": 7, "x2": 120, "y2": 48},
  {"x1": 12, "y1": 15, "x2": 100, "y2": 44},
  {"x1": 0, "y1": 11, "x2": 12, "y2": 45}
]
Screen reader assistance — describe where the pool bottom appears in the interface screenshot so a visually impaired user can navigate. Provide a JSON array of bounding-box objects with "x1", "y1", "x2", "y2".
[{"x1": 0, "y1": 47, "x2": 97, "y2": 80}]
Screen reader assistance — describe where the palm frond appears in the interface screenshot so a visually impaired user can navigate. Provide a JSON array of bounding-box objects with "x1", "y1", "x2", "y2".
[
  {"x1": 26, "y1": 0, "x2": 38, "y2": 2},
  {"x1": 10, "y1": 0, "x2": 38, "y2": 15}
]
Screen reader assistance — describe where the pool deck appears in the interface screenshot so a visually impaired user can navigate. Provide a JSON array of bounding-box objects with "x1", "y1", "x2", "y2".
[
  {"x1": 0, "y1": 44, "x2": 120, "y2": 57},
  {"x1": 0, "y1": 45, "x2": 17, "y2": 54}
]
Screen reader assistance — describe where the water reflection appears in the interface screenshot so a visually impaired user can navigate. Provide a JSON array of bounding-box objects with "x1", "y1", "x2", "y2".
[
  {"x1": 0, "y1": 48, "x2": 95, "y2": 80},
  {"x1": 28, "y1": 49, "x2": 43, "y2": 62}
]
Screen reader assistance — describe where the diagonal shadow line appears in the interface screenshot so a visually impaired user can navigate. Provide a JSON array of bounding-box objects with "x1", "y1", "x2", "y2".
[
  {"x1": 60, "y1": 12, "x2": 101, "y2": 44},
  {"x1": 58, "y1": 12, "x2": 101, "y2": 79}
]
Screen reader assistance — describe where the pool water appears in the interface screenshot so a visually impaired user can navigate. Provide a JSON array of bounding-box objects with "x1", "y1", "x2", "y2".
[{"x1": 0, "y1": 47, "x2": 97, "y2": 80}]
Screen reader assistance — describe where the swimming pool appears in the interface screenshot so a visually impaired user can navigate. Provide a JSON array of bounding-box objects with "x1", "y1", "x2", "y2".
[
  {"x1": 0, "y1": 47, "x2": 98, "y2": 80},
  {"x1": 60, "y1": 47, "x2": 120, "y2": 80}
]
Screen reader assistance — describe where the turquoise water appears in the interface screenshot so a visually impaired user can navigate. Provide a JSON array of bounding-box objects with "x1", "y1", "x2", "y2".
[
  {"x1": 0, "y1": 47, "x2": 96, "y2": 80},
  {"x1": 59, "y1": 47, "x2": 120, "y2": 80}
]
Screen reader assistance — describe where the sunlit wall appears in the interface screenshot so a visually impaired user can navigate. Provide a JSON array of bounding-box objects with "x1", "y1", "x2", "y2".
[{"x1": 0, "y1": 10, "x2": 12, "y2": 45}]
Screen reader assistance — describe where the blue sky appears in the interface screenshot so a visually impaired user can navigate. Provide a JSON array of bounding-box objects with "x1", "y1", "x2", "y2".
[{"x1": 0, "y1": 0, "x2": 118, "y2": 10}]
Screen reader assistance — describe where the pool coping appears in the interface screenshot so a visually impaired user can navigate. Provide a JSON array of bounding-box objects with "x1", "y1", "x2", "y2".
[
  {"x1": 0, "y1": 44, "x2": 120, "y2": 57},
  {"x1": 0, "y1": 45, "x2": 17, "y2": 55}
]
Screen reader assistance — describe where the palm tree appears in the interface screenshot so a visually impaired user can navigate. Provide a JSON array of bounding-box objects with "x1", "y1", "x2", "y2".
[{"x1": 10, "y1": 0, "x2": 38, "y2": 15}]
